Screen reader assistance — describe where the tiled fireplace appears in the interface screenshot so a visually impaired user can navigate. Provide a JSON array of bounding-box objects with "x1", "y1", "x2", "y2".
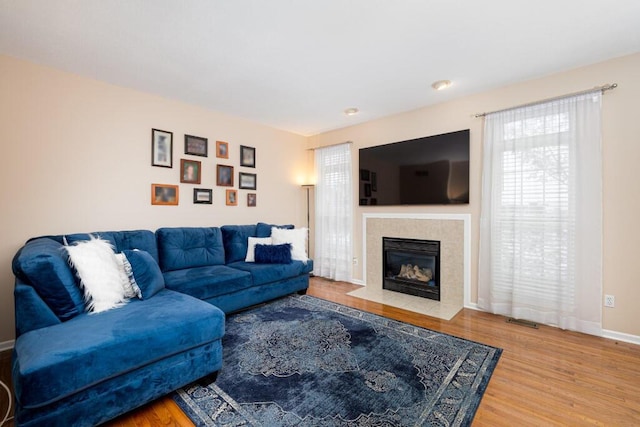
[{"x1": 349, "y1": 213, "x2": 470, "y2": 320}]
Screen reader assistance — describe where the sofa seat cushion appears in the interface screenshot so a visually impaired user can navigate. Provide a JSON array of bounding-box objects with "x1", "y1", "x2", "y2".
[
  {"x1": 13, "y1": 289, "x2": 224, "y2": 409},
  {"x1": 163, "y1": 265, "x2": 252, "y2": 300},
  {"x1": 228, "y1": 260, "x2": 313, "y2": 286},
  {"x1": 156, "y1": 227, "x2": 225, "y2": 272}
]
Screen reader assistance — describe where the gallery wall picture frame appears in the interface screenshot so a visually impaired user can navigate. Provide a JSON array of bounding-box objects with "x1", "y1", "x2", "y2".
[
  {"x1": 226, "y1": 189, "x2": 238, "y2": 206},
  {"x1": 247, "y1": 193, "x2": 257, "y2": 207},
  {"x1": 180, "y1": 159, "x2": 202, "y2": 184},
  {"x1": 360, "y1": 169, "x2": 370, "y2": 181},
  {"x1": 152, "y1": 128, "x2": 173, "y2": 168},
  {"x1": 184, "y1": 134, "x2": 208, "y2": 157},
  {"x1": 216, "y1": 164, "x2": 234, "y2": 186},
  {"x1": 216, "y1": 141, "x2": 229, "y2": 159},
  {"x1": 239, "y1": 172, "x2": 257, "y2": 190},
  {"x1": 193, "y1": 188, "x2": 212, "y2": 204},
  {"x1": 240, "y1": 145, "x2": 256, "y2": 168},
  {"x1": 151, "y1": 183, "x2": 179, "y2": 205}
]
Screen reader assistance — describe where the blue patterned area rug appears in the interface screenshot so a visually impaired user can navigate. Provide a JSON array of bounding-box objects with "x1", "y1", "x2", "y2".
[{"x1": 173, "y1": 295, "x2": 501, "y2": 426}]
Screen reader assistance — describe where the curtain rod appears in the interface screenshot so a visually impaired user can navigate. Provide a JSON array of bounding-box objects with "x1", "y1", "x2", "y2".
[
  {"x1": 307, "y1": 141, "x2": 353, "y2": 151},
  {"x1": 473, "y1": 83, "x2": 617, "y2": 118}
]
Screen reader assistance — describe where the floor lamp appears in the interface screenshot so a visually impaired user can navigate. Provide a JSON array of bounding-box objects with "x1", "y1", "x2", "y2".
[{"x1": 301, "y1": 184, "x2": 314, "y2": 266}]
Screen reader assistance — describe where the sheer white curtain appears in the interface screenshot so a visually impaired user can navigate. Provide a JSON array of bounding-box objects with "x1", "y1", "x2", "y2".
[
  {"x1": 478, "y1": 92, "x2": 602, "y2": 335},
  {"x1": 314, "y1": 143, "x2": 353, "y2": 281}
]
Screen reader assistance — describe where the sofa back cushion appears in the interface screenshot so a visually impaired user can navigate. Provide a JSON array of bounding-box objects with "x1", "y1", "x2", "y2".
[
  {"x1": 221, "y1": 224, "x2": 257, "y2": 263},
  {"x1": 63, "y1": 230, "x2": 159, "y2": 263},
  {"x1": 12, "y1": 238, "x2": 85, "y2": 320},
  {"x1": 156, "y1": 227, "x2": 225, "y2": 272}
]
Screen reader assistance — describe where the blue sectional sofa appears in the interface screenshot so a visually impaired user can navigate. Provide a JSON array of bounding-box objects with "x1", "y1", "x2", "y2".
[{"x1": 11, "y1": 223, "x2": 313, "y2": 427}]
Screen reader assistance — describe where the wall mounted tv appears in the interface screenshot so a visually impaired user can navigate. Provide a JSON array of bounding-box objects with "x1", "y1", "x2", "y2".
[{"x1": 359, "y1": 129, "x2": 470, "y2": 206}]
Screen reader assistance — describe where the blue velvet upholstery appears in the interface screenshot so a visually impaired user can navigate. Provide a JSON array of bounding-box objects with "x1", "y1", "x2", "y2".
[
  {"x1": 123, "y1": 249, "x2": 165, "y2": 299},
  {"x1": 16, "y1": 341, "x2": 221, "y2": 427},
  {"x1": 14, "y1": 283, "x2": 60, "y2": 337},
  {"x1": 221, "y1": 224, "x2": 257, "y2": 263},
  {"x1": 63, "y1": 230, "x2": 159, "y2": 263},
  {"x1": 203, "y1": 274, "x2": 310, "y2": 313},
  {"x1": 13, "y1": 289, "x2": 224, "y2": 410},
  {"x1": 12, "y1": 238, "x2": 85, "y2": 320},
  {"x1": 164, "y1": 264, "x2": 252, "y2": 300},
  {"x1": 255, "y1": 222, "x2": 294, "y2": 237},
  {"x1": 254, "y1": 243, "x2": 292, "y2": 264},
  {"x1": 156, "y1": 227, "x2": 225, "y2": 271},
  {"x1": 12, "y1": 223, "x2": 312, "y2": 426},
  {"x1": 229, "y1": 259, "x2": 313, "y2": 286}
]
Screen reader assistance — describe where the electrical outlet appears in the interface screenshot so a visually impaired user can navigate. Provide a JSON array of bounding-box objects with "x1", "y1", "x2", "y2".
[
  {"x1": 353, "y1": 257, "x2": 358, "y2": 265},
  {"x1": 604, "y1": 294, "x2": 615, "y2": 308}
]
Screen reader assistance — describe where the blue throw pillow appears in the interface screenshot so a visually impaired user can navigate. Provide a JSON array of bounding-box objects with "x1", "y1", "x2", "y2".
[
  {"x1": 254, "y1": 243, "x2": 292, "y2": 264},
  {"x1": 12, "y1": 238, "x2": 85, "y2": 320},
  {"x1": 123, "y1": 250, "x2": 165, "y2": 299}
]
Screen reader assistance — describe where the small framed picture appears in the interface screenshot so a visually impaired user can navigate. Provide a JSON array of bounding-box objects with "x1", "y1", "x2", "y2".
[
  {"x1": 152, "y1": 129, "x2": 173, "y2": 168},
  {"x1": 216, "y1": 141, "x2": 229, "y2": 159},
  {"x1": 360, "y1": 169, "x2": 370, "y2": 181},
  {"x1": 364, "y1": 183, "x2": 372, "y2": 197},
  {"x1": 193, "y1": 188, "x2": 212, "y2": 204},
  {"x1": 240, "y1": 145, "x2": 256, "y2": 168},
  {"x1": 239, "y1": 172, "x2": 257, "y2": 190},
  {"x1": 247, "y1": 193, "x2": 257, "y2": 207},
  {"x1": 180, "y1": 159, "x2": 201, "y2": 184},
  {"x1": 226, "y1": 189, "x2": 238, "y2": 206},
  {"x1": 151, "y1": 184, "x2": 179, "y2": 205},
  {"x1": 371, "y1": 172, "x2": 377, "y2": 191},
  {"x1": 216, "y1": 164, "x2": 234, "y2": 186},
  {"x1": 185, "y1": 134, "x2": 208, "y2": 157}
]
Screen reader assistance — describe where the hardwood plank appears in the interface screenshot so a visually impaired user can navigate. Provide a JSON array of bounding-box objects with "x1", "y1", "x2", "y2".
[{"x1": 6, "y1": 277, "x2": 640, "y2": 426}]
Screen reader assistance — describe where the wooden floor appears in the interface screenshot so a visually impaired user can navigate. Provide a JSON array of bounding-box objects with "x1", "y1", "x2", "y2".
[{"x1": 5, "y1": 277, "x2": 640, "y2": 426}]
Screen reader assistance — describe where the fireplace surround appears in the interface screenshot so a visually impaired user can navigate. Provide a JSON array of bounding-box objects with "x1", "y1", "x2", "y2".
[{"x1": 347, "y1": 213, "x2": 470, "y2": 320}]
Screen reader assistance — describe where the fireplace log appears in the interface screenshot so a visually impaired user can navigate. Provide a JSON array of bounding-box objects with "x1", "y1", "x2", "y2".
[{"x1": 398, "y1": 264, "x2": 432, "y2": 282}]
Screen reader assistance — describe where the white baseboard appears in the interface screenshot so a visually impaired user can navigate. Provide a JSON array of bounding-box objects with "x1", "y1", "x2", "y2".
[
  {"x1": 350, "y1": 279, "x2": 365, "y2": 286},
  {"x1": 602, "y1": 329, "x2": 640, "y2": 346},
  {"x1": 0, "y1": 340, "x2": 15, "y2": 352}
]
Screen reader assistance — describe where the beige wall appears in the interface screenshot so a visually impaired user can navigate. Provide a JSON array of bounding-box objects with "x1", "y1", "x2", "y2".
[
  {"x1": 309, "y1": 52, "x2": 640, "y2": 337},
  {"x1": 0, "y1": 55, "x2": 309, "y2": 344}
]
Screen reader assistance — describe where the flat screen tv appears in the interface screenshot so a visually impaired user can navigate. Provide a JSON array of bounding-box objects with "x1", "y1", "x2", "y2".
[{"x1": 359, "y1": 129, "x2": 469, "y2": 206}]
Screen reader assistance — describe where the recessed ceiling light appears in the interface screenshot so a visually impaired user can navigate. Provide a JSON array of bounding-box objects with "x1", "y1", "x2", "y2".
[
  {"x1": 344, "y1": 107, "x2": 359, "y2": 116},
  {"x1": 431, "y1": 80, "x2": 452, "y2": 91}
]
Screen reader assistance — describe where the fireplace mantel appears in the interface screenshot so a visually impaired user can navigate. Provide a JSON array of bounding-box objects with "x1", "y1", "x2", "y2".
[{"x1": 360, "y1": 213, "x2": 471, "y2": 310}]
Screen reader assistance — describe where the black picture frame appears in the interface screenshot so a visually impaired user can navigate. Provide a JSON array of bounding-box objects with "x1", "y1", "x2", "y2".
[
  {"x1": 240, "y1": 145, "x2": 256, "y2": 168},
  {"x1": 184, "y1": 134, "x2": 208, "y2": 157},
  {"x1": 193, "y1": 188, "x2": 212, "y2": 204},
  {"x1": 371, "y1": 172, "x2": 377, "y2": 191},
  {"x1": 364, "y1": 183, "x2": 372, "y2": 197},
  {"x1": 360, "y1": 169, "x2": 370, "y2": 181},
  {"x1": 216, "y1": 164, "x2": 234, "y2": 187},
  {"x1": 239, "y1": 172, "x2": 257, "y2": 190},
  {"x1": 152, "y1": 129, "x2": 173, "y2": 168}
]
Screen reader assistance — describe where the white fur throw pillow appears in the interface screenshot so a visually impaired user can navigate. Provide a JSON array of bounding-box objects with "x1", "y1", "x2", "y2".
[
  {"x1": 245, "y1": 237, "x2": 272, "y2": 262},
  {"x1": 271, "y1": 227, "x2": 308, "y2": 262},
  {"x1": 65, "y1": 236, "x2": 128, "y2": 313}
]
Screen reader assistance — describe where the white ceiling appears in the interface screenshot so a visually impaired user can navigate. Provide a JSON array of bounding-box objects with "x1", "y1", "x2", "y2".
[{"x1": 1, "y1": 1, "x2": 639, "y2": 136}]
